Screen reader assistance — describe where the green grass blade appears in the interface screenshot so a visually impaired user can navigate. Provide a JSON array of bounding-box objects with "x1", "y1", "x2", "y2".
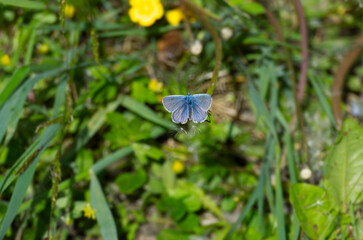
[
  {"x1": 0, "y1": 76, "x2": 66, "y2": 194},
  {"x1": 90, "y1": 170, "x2": 118, "y2": 240},
  {"x1": 92, "y1": 147, "x2": 133, "y2": 173},
  {"x1": 275, "y1": 145, "x2": 287, "y2": 240},
  {"x1": 0, "y1": 66, "x2": 66, "y2": 144},
  {"x1": 226, "y1": 167, "x2": 263, "y2": 239},
  {"x1": 0, "y1": 148, "x2": 41, "y2": 240},
  {"x1": 0, "y1": 66, "x2": 29, "y2": 107},
  {"x1": 0, "y1": 124, "x2": 61, "y2": 240},
  {"x1": 120, "y1": 95, "x2": 176, "y2": 130},
  {"x1": 308, "y1": 72, "x2": 337, "y2": 129},
  {"x1": 0, "y1": 0, "x2": 45, "y2": 9}
]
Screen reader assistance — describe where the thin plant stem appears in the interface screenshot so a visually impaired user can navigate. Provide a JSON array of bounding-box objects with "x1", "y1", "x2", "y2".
[
  {"x1": 292, "y1": 0, "x2": 309, "y2": 103},
  {"x1": 262, "y1": 4, "x2": 308, "y2": 163},
  {"x1": 180, "y1": 0, "x2": 222, "y2": 96}
]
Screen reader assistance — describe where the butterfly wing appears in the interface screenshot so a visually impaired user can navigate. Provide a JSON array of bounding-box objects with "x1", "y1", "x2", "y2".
[
  {"x1": 162, "y1": 95, "x2": 186, "y2": 113},
  {"x1": 171, "y1": 103, "x2": 189, "y2": 124},
  {"x1": 192, "y1": 94, "x2": 212, "y2": 111},
  {"x1": 191, "y1": 102, "x2": 208, "y2": 123}
]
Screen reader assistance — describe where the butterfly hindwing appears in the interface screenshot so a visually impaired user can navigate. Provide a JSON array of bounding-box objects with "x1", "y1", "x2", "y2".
[
  {"x1": 171, "y1": 103, "x2": 189, "y2": 124},
  {"x1": 192, "y1": 94, "x2": 212, "y2": 112},
  {"x1": 162, "y1": 95, "x2": 186, "y2": 113},
  {"x1": 191, "y1": 102, "x2": 208, "y2": 123}
]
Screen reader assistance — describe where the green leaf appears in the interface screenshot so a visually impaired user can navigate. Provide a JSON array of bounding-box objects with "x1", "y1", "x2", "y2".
[
  {"x1": 221, "y1": 197, "x2": 236, "y2": 212},
  {"x1": 133, "y1": 143, "x2": 164, "y2": 165},
  {"x1": 157, "y1": 229, "x2": 190, "y2": 240},
  {"x1": 290, "y1": 183, "x2": 336, "y2": 240},
  {"x1": 308, "y1": 73, "x2": 337, "y2": 129},
  {"x1": 157, "y1": 197, "x2": 187, "y2": 221},
  {"x1": 119, "y1": 95, "x2": 176, "y2": 130},
  {"x1": 177, "y1": 181, "x2": 225, "y2": 221},
  {"x1": 229, "y1": 0, "x2": 265, "y2": 15},
  {"x1": 323, "y1": 119, "x2": 363, "y2": 209},
  {"x1": 0, "y1": 66, "x2": 29, "y2": 107},
  {"x1": 90, "y1": 170, "x2": 118, "y2": 240},
  {"x1": 176, "y1": 213, "x2": 199, "y2": 232},
  {"x1": 115, "y1": 169, "x2": 147, "y2": 194},
  {"x1": 0, "y1": 0, "x2": 45, "y2": 9},
  {"x1": 183, "y1": 194, "x2": 202, "y2": 212}
]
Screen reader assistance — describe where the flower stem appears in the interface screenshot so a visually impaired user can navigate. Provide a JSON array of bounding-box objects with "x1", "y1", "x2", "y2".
[{"x1": 180, "y1": 0, "x2": 222, "y2": 96}]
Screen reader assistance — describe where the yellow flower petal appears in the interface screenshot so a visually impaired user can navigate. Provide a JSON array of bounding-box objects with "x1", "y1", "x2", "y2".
[
  {"x1": 128, "y1": 0, "x2": 164, "y2": 27},
  {"x1": 1, "y1": 54, "x2": 11, "y2": 66},
  {"x1": 166, "y1": 8, "x2": 184, "y2": 26},
  {"x1": 64, "y1": 4, "x2": 75, "y2": 18},
  {"x1": 172, "y1": 160, "x2": 185, "y2": 174},
  {"x1": 83, "y1": 203, "x2": 96, "y2": 220}
]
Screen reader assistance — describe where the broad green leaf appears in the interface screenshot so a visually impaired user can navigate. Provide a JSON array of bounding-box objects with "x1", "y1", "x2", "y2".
[
  {"x1": 115, "y1": 169, "x2": 147, "y2": 194},
  {"x1": 157, "y1": 197, "x2": 187, "y2": 221},
  {"x1": 324, "y1": 119, "x2": 363, "y2": 209},
  {"x1": 90, "y1": 170, "x2": 118, "y2": 240},
  {"x1": 177, "y1": 181, "x2": 225, "y2": 221},
  {"x1": 290, "y1": 183, "x2": 336, "y2": 240},
  {"x1": 0, "y1": 0, "x2": 45, "y2": 9},
  {"x1": 176, "y1": 213, "x2": 199, "y2": 232}
]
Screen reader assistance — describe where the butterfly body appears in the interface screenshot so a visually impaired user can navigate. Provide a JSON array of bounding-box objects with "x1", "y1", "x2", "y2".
[{"x1": 162, "y1": 93, "x2": 212, "y2": 124}]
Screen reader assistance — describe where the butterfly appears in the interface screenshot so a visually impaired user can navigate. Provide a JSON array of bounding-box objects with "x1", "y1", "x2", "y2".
[{"x1": 162, "y1": 93, "x2": 212, "y2": 124}]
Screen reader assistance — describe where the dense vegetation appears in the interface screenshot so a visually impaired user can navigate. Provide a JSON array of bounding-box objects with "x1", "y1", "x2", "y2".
[{"x1": 0, "y1": 0, "x2": 363, "y2": 239}]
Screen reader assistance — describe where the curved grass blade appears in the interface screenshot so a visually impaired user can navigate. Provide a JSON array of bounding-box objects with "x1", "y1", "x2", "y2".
[
  {"x1": 0, "y1": 0, "x2": 45, "y2": 9},
  {"x1": 90, "y1": 170, "x2": 118, "y2": 240},
  {"x1": 0, "y1": 66, "x2": 29, "y2": 107},
  {"x1": 308, "y1": 72, "x2": 337, "y2": 129},
  {"x1": 120, "y1": 95, "x2": 176, "y2": 130},
  {"x1": 0, "y1": 124, "x2": 61, "y2": 240}
]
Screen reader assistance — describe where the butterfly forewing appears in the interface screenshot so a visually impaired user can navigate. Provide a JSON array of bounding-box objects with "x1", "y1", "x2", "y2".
[
  {"x1": 192, "y1": 94, "x2": 212, "y2": 111},
  {"x1": 162, "y1": 95, "x2": 186, "y2": 113},
  {"x1": 191, "y1": 103, "x2": 208, "y2": 123},
  {"x1": 171, "y1": 103, "x2": 189, "y2": 124}
]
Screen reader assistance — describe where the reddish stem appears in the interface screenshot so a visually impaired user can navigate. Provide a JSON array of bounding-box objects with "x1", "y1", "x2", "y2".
[{"x1": 293, "y1": 0, "x2": 309, "y2": 103}]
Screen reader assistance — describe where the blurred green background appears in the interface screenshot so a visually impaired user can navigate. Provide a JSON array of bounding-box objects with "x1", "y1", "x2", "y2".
[{"x1": 0, "y1": 0, "x2": 363, "y2": 239}]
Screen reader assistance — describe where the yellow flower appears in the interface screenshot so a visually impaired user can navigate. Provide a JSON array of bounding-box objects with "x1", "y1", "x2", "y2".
[
  {"x1": 1, "y1": 54, "x2": 10, "y2": 66},
  {"x1": 129, "y1": 0, "x2": 164, "y2": 27},
  {"x1": 148, "y1": 79, "x2": 163, "y2": 92},
  {"x1": 38, "y1": 43, "x2": 49, "y2": 54},
  {"x1": 83, "y1": 203, "x2": 96, "y2": 220},
  {"x1": 64, "y1": 4, "x2": 75, "y2": 18},
  {"x1": 172, "y1": 160, "x2": 185, "y2": 174},
  {"x1": 166, "y1": 8, "x2": 184, "y2": 26}
]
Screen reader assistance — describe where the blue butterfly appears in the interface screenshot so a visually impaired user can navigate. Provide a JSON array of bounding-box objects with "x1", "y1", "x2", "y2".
[{"x1": 162, "y1": 93, "x2": 212, "y2": 124}]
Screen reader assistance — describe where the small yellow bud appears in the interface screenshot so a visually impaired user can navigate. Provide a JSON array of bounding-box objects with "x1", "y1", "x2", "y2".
[
  {"x1": 148, "y1": 79, "x2": 163, "y2": 92},
  {"x1": 38, "y1": 43, "x2": 49, "y2": 54},
  {"x1": 172, "y1": 160, "x2": 185, "y2": 174},
  {"x1": 1, "y1": 54, "x2": 11, "y2": 66},
  {"x1": 64, "y1": 4, "x2": 75, "y2": 18},
  {"x1": 83, "y1": 203, "x2": 96, "y2": 220}
]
